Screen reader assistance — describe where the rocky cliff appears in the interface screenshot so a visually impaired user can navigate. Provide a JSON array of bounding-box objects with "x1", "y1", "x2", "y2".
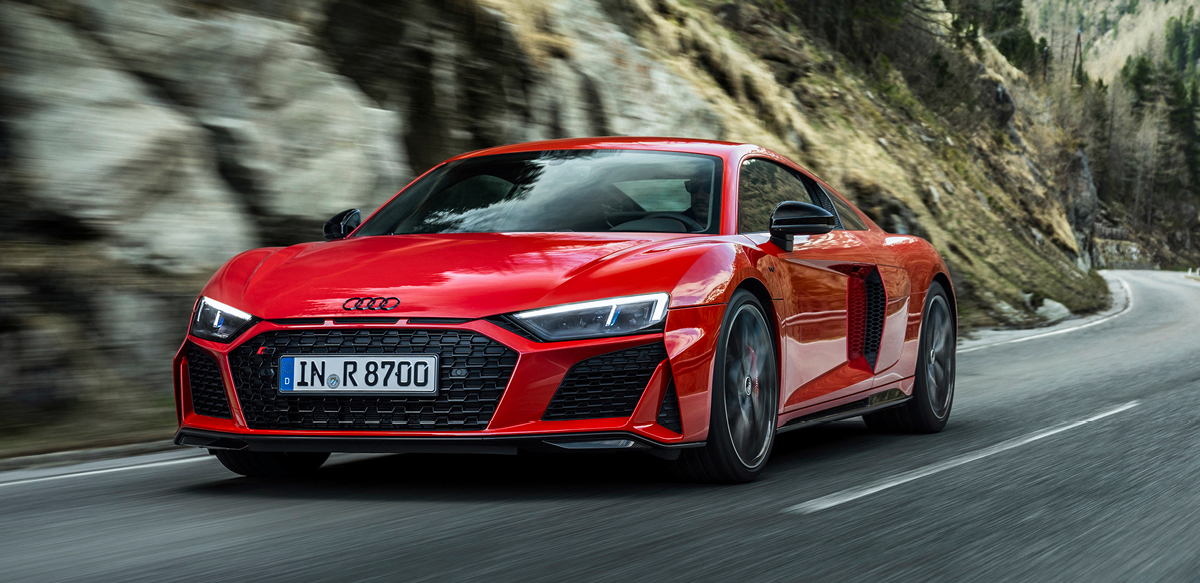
[{"x1": 0, "y1": 0, "x2": 1109, "y2": 451}]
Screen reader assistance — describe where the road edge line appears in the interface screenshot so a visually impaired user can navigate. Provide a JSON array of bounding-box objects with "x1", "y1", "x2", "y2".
[
  {"x1": 0, "y1": 456, "x2": 211, "y2": 489},
  {"x1": 959, "y1": 274, "x2": 1132, "y2": 354}
]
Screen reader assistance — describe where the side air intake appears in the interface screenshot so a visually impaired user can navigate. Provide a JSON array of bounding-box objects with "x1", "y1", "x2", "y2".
[
  {"x1": 186, "y1": 343, "x2": 232, "y2": 419},
  {"x1": 835, "y1": 264, "x2": 888, "y2": 372},
  {"x1": 862, "y1": 270, "x2": 886, "y2": 370}
]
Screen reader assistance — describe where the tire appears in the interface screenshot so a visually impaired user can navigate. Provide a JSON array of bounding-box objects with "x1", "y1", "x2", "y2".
[
  {"x1": 863, "y1": 281, "x2": 956, "y2": 433},
  {"x1": 213, "y1": 450, "x2": 330, "y2": 478},
  {"x1": 672, "y1": 289, "x2": 779, "y2": 483}
]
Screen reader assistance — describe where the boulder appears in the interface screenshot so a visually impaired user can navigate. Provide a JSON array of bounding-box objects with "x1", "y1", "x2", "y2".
[{"x1": 977, "y1": 71, "x2": 1016, "y2": 127}]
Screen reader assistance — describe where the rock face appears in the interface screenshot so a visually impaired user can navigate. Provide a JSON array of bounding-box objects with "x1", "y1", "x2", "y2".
[
  {"x1": 1063, "y1": 149, "x2": 1101, "y2": 271},
  {"x1": 322, "y1": 0, "x2": 723, "y2": 173},
  {"x1": 84, "y1": 0, "x2": 408, "y2": 245},
  {"x1": 1, "y1": 2, "x2": 256, "y2": 270}
]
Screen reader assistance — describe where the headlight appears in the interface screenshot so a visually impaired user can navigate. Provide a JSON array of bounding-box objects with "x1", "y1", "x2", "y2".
[
  {"x1": 190, "y1": 296, "x2": 257, "y2": 342},
  {"x1": 512, "y1": 293, "x2": 670, "y2": 341}
]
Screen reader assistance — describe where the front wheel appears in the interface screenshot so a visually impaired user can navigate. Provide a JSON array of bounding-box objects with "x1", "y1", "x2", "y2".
[
  {"x1": 213, "y1": 450, "x2": 330, "y2": 478},
  {"x1": 672, "y1": 290, "x2": 779, "y2": 483},
  {"x1": 863, "y1": 281, "x2": 956, "y2": 433}
]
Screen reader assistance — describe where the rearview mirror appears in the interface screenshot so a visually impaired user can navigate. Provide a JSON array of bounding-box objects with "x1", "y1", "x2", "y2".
[
  {"x1": 769, "y1": 201, "x2": 835, "y2": 251},
  {"x1": 323, "y1": 209, "x2": 361, "y2": 240}
]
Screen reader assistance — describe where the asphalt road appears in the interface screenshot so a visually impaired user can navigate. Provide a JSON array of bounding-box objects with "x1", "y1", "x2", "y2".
[{"x1": 3, "y1": 270, "x2": 1199, "y2": 583}]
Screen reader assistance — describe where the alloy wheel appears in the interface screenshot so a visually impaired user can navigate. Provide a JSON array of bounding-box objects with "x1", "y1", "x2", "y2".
[
  {"x1": 924, "y1": 294, "x2": 955, "y2": 418},
  {"x1": 722, "y1": 303, "x2": 777, "y2": 468}
]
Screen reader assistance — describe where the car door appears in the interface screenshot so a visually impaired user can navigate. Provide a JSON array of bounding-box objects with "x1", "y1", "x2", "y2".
[{"x1": 736, "y1": 158, "x2": 878, "y2": 413}]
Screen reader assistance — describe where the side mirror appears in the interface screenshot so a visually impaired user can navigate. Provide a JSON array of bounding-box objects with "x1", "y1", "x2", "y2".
[
  {"x1": 323, "y1": 209, "x2": 361, "y2": 240},
  {"x1": 769, "y1": 201, "x2": 835, "y2": 251}
]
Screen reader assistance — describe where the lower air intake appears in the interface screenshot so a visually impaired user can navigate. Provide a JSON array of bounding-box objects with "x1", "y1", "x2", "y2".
[
  {"x1": 186, "y1": 343, "x2": 232, "y2": 419},
  {"x1": 543, "y1": 343, "x2": 667, "y2": 420}
]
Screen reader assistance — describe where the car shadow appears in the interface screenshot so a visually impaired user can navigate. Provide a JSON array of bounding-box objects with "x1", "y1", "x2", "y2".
[{"x1": 179, "y1": 419, "x2": 942, "y2": 503}]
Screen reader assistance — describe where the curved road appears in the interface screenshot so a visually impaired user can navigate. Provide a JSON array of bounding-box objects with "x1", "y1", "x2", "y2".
[{"x1": 3, "y1": 270, "x2": 1199, "y2": 582}]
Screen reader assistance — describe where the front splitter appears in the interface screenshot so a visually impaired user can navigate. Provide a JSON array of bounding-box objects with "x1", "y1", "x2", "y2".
[{"x1": 174, "y1": 427, "x2": 704, "y2": 457}]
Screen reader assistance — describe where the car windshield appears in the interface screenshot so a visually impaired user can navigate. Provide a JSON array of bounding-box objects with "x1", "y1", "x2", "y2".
[{"x1": 353, "y1": 149, "x2": 723, "y2": 235}]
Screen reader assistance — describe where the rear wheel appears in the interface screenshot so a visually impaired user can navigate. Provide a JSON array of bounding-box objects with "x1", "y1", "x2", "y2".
[
  {"x1": 863, "y1": 281, "x2": 955, "y2": 433},
  {"x1": 213, "y1": 450, "x2": 330, "y2": 478},
  {"x1": 673, "y1": 290, "x2": 778, "y2": 483}
]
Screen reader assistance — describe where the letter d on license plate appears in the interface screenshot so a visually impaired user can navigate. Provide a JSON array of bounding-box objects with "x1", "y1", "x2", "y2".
[{"x1": 279, "y1": 354, "x2": 439, "y2": 395}]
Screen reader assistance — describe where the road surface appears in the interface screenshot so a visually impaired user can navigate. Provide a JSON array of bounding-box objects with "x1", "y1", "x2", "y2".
[{"x1": 2, "y1": 270, "x2": 1199, "y2": 582}]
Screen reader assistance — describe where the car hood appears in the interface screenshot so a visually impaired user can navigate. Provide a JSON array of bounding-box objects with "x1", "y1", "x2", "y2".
[{"x1": 224, "y1": 233, "x2": 704, "y2": 319}]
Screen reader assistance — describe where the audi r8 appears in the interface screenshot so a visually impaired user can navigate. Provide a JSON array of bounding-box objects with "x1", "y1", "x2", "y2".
[{"x1": 174, "y1": 137, "x2": 957, "y2": 483}]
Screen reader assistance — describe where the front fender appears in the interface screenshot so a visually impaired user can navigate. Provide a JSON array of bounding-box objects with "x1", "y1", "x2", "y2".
[{"x1": 200, "y1": 246, "x2": 285, "y2": 308}]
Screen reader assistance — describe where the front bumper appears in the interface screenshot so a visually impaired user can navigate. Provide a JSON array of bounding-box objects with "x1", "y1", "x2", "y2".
[{"x1": 173, "y1": 305, "x2": 724, "y2": 449}]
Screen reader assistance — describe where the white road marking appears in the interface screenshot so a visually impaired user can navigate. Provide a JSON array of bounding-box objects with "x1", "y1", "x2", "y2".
[
  {"x1": 0, "y1": 456, "x2": 211, "y2": 489},
  {"x1": 959, "y1": 275, "x2": 1133, "y2": 354},
  {"x1": 784, "y1": 400, "x2": 1141, "y2": 514}
]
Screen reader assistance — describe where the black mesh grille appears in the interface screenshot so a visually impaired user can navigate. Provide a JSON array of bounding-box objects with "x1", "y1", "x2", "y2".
[
  {"x1": 229, "y1": 329, "x2": 517, "y2": 431},
  {"x1": 863, "y1": 270, "x2": 886, "y2": 370},
  {"x1": 186, "y1": 343, "x2": 231, "y2": 418},
  {"x1": 543, "y1": 343, "x2": 667, "y2": 420},
  {"x1": 656, "y1": 378, "x2": 682, "y2": 433}
]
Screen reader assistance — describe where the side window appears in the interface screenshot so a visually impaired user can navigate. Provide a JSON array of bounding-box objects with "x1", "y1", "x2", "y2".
[
  {"x1": 798, "y1": 174, "x2": 842, "y2": 229},
  {"x1": 823, "y1": 186, "x2": 870, "y2": 230},
  {"x1": 737, "y1": 159, "x2": 816, "y2": 233}
]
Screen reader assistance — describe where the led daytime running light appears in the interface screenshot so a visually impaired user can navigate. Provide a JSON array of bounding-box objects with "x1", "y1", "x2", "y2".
[{"x1": 515, "y1": 293, "x2": 669, "y2": 322}]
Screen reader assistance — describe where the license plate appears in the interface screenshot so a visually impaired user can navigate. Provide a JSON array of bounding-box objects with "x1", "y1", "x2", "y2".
[{"x1": 279, "y1": 355, "x2": 439, "y2": 395}]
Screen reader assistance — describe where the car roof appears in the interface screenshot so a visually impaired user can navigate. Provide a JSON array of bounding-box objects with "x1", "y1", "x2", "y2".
[{"x1": 445, "y1": 137, "x2": 751, "y2": 162}]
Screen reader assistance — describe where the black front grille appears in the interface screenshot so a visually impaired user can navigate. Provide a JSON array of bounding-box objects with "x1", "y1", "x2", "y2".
[
  {"x1": 543, "y1": 343, "x2": 667, "y2": 420},
  {"x1": 229, "y1": 329, "x2": 518, "y2": 431},
  {"x1": 863, "y1": 270, "x2": 886, "y2": 370},
  {"x1": 186, "y1": 343, "x2": 231, "y2": 418}
]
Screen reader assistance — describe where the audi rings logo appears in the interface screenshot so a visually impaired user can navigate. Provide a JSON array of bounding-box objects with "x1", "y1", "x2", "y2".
[{"x1": 342, "y1": 297, "x2": 401, "y2": 311}]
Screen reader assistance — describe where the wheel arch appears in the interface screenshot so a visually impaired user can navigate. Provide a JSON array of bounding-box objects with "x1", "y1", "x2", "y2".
[
  {"x1": 731, "y1": 278, "x2": 778, "y2": 338},
  {"x1": 930, "y1": 271, "x2": 958, "y2": 328}
]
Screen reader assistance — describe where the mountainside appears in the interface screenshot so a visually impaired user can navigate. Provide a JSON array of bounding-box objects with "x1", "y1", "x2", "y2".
[
  {"x1": 1024, "y1": 0, "x2": 1200, "y2": 271},
  {"x1": 1027, "y1": 0, "x2": 1193, "y2": 83},
  {"x1": 0, "y1": 0, "x2": 1111, "y2": 452}
]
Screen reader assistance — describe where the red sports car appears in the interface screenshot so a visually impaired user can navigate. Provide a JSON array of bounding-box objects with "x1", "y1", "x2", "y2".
[{"x1": 174, "y1": 137, "x2": 956, "y2": 483}]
